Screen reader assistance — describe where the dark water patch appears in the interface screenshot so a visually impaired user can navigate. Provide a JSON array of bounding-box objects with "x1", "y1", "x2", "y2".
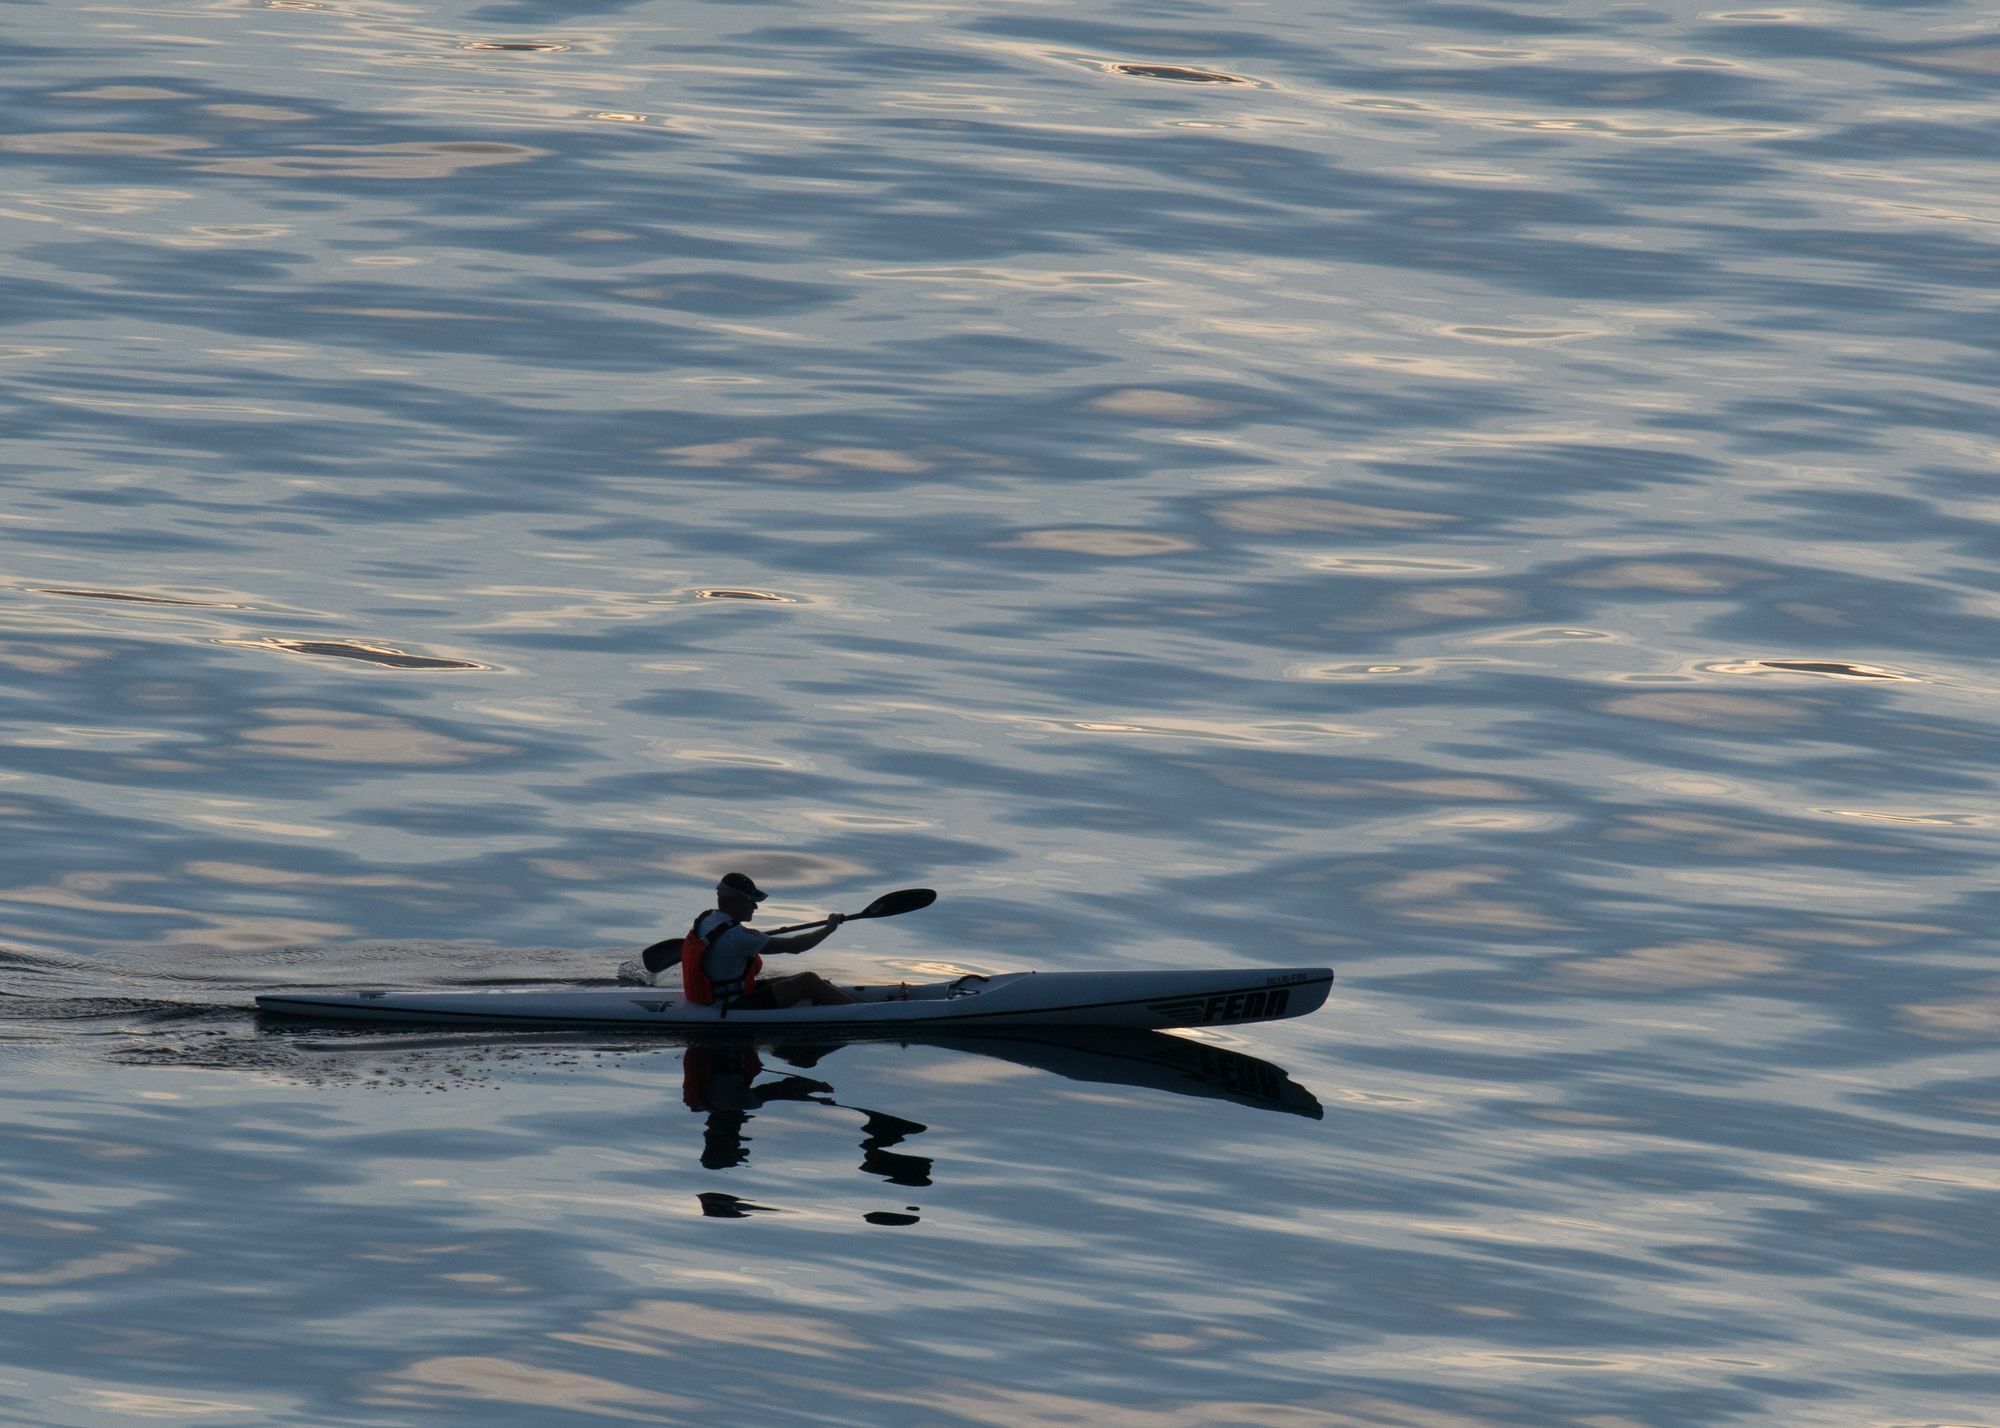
[
  {"x1": 618, "y1": 686, "x2": 790, "y2": 723},
  {"x1": 1508, "y1": 690, "x2": 2000, "y2": 804},
  {"x1": 1519, "y1": 63, "x2": 1782, "y2": 119},
  {"x1": 1772, "y1": 118, "x2": 2000, "y2": 164},
  {"x1": 1532, "y1": 556, "x2": 2000, "y2": 665},
  {"x1": 698, "y1": 1191, "x2": 780, "y2": 1218},
  {"x1": 864, "y1": 1208, "x2": 921, "y2": 1225},
  {"x1": 1857, "y1": 1075, "x2": 2000, "y2": 1127},
  {"x1": 1574, "y1": 147, "x2": 1792, "y2": 198},
  {"x1": 0, "y1": 132, "x2": 213, "y2": 161},
  {"x1": 1752, "y1": 661, "x2": 1910, "y2": 681},
  {"x1": 1885, "y1": 38, "x2": 2000, "y2": 82},
  {"x1": 1387, "y1": 3, "x2": 1596, "y2": 36},
  {"x1": 470, "y1": 0, "x2": 652, "y2": 21},
  {"x1": 695, "y1": 588, "x2": 798, "y2": 603},
  {"x1": 7, "y1": 521, "x2": 247, "y2": 556},
  {"x1": 571, "y1": 270, "x2": 847, "y2": 316},
  {"x1": 343, "y1": 800, "x2": 553, "y2": 837},
  {"x1": 990, "y1": 570, "x2": 1549, "y2": 661},
  {"x1": 1770, "y1": 227, "x2": 2000, "y2": 288},
  {"x1": 967, "y1": 15, "x2": 1303, "y2": 60},
  {"x1": 992, "y1": 527, "x2": 1198, "y2": 560},
  {"x1": 1202, "y1": 489, "x2": 1461, "y2": 539},
  {"x1": 1364, "y1": 444, "x2": 1723, "y2": 521},
  {"x1": 217, "y1": 638, "x2": 491, "y2": 672},
  {"x1": 1108, "y1": 63, "x2": 1249, "y2": 85},
  {"x1": 726, "y1": 26, "x2": 1015, "y2": 82},
  {"x1": 1703, "y1": 20, "x2": 2000, "y2": 90},
  {"x1": 1693, "y1": 572, "x2": 2000, "y2": 660},
  {"x1": 841, "y1": 329, "x2": 1115, "y2": 378},
  {"x1": 4, "y1": 255, "x2": 652, "y2": 361},
  {"x1": 32, "y1": 588, "x2": 247, "y2": 609}
]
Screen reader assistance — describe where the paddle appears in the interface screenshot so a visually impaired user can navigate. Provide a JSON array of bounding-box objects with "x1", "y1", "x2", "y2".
[{"x1": 764, "y1": 887, "x2": 936, "y2": 935}]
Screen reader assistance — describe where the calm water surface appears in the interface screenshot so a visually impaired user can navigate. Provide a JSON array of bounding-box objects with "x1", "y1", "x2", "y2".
[{"x1": 2, "y1": 0, "x2": 1998, "y2": 1423}]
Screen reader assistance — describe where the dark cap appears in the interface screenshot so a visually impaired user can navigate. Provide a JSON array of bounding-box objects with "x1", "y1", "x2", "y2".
[{"x1": 716, "y1": 872, "x2": 767, "y2": 904}]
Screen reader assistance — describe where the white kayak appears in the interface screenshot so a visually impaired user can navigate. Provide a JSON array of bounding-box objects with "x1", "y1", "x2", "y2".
[{"x1": 256, "y1": 966, "x2": 1333, "y2": 1032}]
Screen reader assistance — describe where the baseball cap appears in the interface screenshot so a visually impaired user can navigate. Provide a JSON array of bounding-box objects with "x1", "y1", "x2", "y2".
[{"x1": 717, "y1": 872, "x2": 767, "y2": 903}]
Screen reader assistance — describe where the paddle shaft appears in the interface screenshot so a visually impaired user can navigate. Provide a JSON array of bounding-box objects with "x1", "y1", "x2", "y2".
[
  {"x1": 763, "y1": 917, "x2": 841, "y2": 935},
  {"x1": 764, "y1": 887, "x2": 935, "y2": 936},
  {"x1": 640, "y1": 888, "x2": 935, "y2": 969}
]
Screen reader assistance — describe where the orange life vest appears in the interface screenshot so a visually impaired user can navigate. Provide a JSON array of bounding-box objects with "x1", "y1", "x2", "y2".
[{"x1": 680, "y1": 913, "x2": 761, "y2": 1006}]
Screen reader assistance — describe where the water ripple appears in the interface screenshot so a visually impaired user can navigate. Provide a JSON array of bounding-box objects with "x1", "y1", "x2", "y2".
[{"x1": 0, "y1": 0, "x2": 1997, "y2": 1421}]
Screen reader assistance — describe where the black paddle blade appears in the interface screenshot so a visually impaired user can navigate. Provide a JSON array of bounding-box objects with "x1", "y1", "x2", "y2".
[{"x1": 855, "y1": 888, "x2": 936, "y2": 920}]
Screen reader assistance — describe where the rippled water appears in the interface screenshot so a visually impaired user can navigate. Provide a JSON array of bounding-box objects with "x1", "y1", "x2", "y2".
[{"x1": 4, "y1": 0, "x2": 1999, "y2": 1422}]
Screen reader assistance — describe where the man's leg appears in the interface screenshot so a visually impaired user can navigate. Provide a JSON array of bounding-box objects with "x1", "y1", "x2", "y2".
[
  {"x1": 799, "y1": 973, "x2": 858, "y2": 1006},
  {"x1": 761, "y1": 973, "x2": 858, "y2": 1007}
]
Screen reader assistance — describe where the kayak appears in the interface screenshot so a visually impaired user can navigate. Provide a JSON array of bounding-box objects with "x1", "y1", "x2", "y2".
[{"x1": 255, "y1": 966, "x2": 1333, "y2": 1032}]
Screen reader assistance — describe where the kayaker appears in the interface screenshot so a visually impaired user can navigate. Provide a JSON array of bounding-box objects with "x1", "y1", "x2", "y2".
[{"x1": 639, "y1": 872, "x2": 859, "y2": 1007}]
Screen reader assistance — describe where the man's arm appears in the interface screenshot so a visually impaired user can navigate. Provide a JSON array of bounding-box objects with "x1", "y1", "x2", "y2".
[{"x1": 759, "y1": 914, "x2": 845, "y2": 957}]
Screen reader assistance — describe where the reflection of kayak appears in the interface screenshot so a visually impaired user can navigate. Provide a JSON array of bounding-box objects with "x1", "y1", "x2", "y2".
[
  {"x1": 256, "y1": 966, "x2": 1333, "y2": 1032},
  {"x1": 925, "y1": 1029, "x2": 1324, "y2": 1120},
  {"x1": 264, "y1": 1027, "x2": 1322, "y2": 1125}
]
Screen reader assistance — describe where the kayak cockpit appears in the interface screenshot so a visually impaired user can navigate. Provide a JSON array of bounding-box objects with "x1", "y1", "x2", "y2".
[{"x1": 837, "y1": 973, "x2": 993, "y2": 1005}]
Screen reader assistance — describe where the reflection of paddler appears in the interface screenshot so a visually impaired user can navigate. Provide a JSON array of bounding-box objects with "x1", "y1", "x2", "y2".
[
  {"x1": 677, "y1": 1045, "x2": 930, "y2": 1185},
  {"x1": 682, "y1": 1043, "x2": 763, "y2": 1114},
  {"x1": 854, "y1": 1110, "x2": 931, "y2": 1188},
  {"x1": 685, "y1": 1044, "x2": 763, "y2": 1169},
  {"x1": 763, "y1": 1045, "x2": 931, "y2": 1183},
  {"x1": 682, "y1": 1044, "x2": 831, "y2": 1171}
]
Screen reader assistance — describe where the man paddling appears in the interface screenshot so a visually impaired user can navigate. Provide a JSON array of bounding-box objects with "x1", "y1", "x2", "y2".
[{"x1": 643, "y1": 872, "x2": 858, "y2": 1008}]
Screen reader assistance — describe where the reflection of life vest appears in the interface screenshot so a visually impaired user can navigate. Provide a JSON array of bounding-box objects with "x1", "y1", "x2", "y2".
[
  {"x1": 679, "y1": 913, "x2": 761, "y2": 1006},
  {"x1": 683, "y1": 1044, "x2": 763, "y2": 1111}
]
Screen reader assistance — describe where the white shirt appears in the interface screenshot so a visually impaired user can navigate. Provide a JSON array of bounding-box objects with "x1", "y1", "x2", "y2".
[
  {"x1": 615, "y1": 911, "x2": 777, "y2": 988},
  {"x1": 694, "y1": 908, "x2": 771, "y2": 988}
]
